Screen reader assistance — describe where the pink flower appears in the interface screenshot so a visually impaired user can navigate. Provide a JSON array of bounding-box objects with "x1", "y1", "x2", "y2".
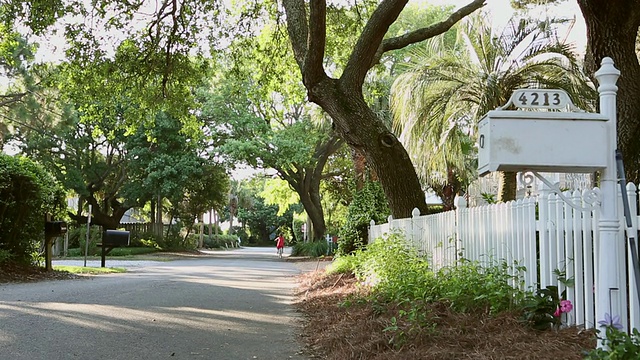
[
  {"x1": 554, "y1": 307, "x2": 561, "y2": 317},
  {"x1": 560, "y1": 300, "x2": 573, "y2": 313}
]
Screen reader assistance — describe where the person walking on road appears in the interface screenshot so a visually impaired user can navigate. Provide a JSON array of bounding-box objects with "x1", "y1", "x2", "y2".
[{"x1": 275, "y1": 233, "x2": 285, "y2": 258}]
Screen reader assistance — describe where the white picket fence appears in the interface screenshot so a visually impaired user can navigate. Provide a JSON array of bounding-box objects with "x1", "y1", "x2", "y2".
[{"x1": 369, "y1": 183, "x2": 640, "y2": 332}]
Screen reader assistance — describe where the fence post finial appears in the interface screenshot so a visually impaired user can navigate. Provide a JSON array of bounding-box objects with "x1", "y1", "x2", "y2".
[{"x1": 454, "y1": 195, "x2": 467, "y2": 209}]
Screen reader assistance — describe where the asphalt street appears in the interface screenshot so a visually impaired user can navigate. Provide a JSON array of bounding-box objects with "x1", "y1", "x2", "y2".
[{"x1": 0, "y1": 247, "x2": 312, "y2": 360}]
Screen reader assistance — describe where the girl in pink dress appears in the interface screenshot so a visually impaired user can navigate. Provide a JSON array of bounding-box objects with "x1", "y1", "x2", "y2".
[{"x1": 275, "y1": 234, "x2": 285, "y2": 258}]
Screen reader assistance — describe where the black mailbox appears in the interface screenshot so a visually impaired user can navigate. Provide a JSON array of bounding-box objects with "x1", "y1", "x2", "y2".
[
  {"x1": 45, "y1": 221, "x2": 68, "y2": 237},
  {"x1": 103, "y1": 230, "x2": 130, "y2": 246}
]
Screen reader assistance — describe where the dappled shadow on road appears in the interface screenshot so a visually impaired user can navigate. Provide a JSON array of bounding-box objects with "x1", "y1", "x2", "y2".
[{"x1": 0, "y1": 256, "x2": 309, "y2": 360}]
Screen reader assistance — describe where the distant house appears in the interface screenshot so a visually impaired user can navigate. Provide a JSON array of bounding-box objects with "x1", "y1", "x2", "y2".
[{"x1": 120, "y1": 208, "x2": 146, "y2": 223}]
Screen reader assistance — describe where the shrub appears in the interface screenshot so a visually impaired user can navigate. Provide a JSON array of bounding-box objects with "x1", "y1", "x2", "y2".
[
  {"x1": 0, "y1": 249, "x2": 14, "y2": 265},
  {"x1": 291, "y1": 241, "x2": 328, "y2": 257},
  {"x1": 69, "y1": 226, "x2": 103, "y2": 256},
  {"x1": 334, "y1": 231, "x2": 529, "y2": 342},
  {"x1": 65, "y1": 247, "x2": 159, "y2": 257},
  {"x1": 203, "y1": 234, "x2": 239, "y2": 249},
  {"x1": 326, "y1": 254, "x2": 360, "y2": 274},
  {"x1": 0, "y1": 154, "x2": 65, "y2": 264},
  {"x1": 106, "y1": 247, "x2": 159, "y2": 256},
  {"x1": 429, "y1": 258, "x2": 524, "y2": 314},
  {"x1": 586, "y1": 326, "x2": 640, "y2": 359},
  {"x1": 337, "y1": 180, "x2": 390, "y2": 255},
  {"x1": 340, "y1": 231, "x2": 527, "y2": 313}
]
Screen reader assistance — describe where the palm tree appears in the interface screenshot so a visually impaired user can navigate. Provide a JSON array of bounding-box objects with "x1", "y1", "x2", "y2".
[{"x1": 391, "y1": 13, "x2": 596, "y2": 203}]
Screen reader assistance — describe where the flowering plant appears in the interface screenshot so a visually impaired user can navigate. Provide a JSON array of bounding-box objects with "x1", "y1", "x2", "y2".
[
  {"x1": 598, "y1": 312, "x2": 623, "y2": 330},
  {"x1": 522, "y1": 285, "x2": 572, "y2": 330},
  {"x1": 585, "y1": 313, "x2": 640, "y2": 359},
  {"x1": 553, "y1": 299, "x2": 573, "y2": 317}
]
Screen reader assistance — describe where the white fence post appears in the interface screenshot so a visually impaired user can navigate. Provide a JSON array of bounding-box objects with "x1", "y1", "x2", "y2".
[
  {"x1": 572, "y1": 190, "x2": 585, "y2": 326},
  {"x1": 523, "y1": 197, "x2": 537, "y2": 290},
  {"x1": 594, "y1": 57, "x2": 625, "y2": 336},
  {"x1": 538, "y1": 186, "x2": 551, "y2": 289},
  {"x1": 455, "y1": 195, "x2": 467, "y2": 262},
  {"x1": 582, "y1": 189, "x2": 596, "y2": 328},
  {"x1": 411, "y1": 208, "x2": 421, "y2": 252},
  {"x1": 627, "y1": 182, "x2": 640, "y2": 330}
]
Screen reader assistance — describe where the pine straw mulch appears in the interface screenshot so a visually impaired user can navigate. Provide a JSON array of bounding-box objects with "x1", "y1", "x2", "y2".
[
  {"x1": 294, "y1": 270, "x2": 597, "y2": 360},
  {"x1": 0, "y1": 261, "x2": 81, "y2": 284}
]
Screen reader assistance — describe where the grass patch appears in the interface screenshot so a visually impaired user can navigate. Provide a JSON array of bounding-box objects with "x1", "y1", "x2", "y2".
[{"x1": 53, "y1": 265, "x2": 126, "y2": 274}]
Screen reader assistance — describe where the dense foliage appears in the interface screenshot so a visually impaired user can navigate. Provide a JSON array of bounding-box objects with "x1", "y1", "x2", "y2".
[
  {"x1": 337, "y1": 180, "x2": 390, "y2": 255},
  {"x1": 0, "y1": 154, "x2": 65, "y2": 264},
  {"x1": 291, "y1": 241, "x2": 329, "y2": 257}
]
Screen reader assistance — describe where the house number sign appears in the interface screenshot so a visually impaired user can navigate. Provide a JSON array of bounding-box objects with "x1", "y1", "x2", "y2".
[{"x1": 510, "y1": 89, "x2": 570, "y2": 110}]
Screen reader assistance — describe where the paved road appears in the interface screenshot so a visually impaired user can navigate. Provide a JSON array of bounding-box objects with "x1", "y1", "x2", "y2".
[{"x1": 0, "y1": 247, "x2": 311, "y2": 360}]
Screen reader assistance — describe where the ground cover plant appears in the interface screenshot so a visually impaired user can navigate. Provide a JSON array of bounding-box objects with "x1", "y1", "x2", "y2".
[{"x1": 295, "y1": 232, "x2": 596, "y2": 359}]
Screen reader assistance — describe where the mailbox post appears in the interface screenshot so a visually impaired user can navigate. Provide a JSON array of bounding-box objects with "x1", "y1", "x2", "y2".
[
  {"x1": 594, "y1": 58, "x2": 624, "y2": 340},
  {"x1": 44, "y1": 216, "x2": 67, "y2": 271},
  {"x1": 477, "y1": 57, "x2": 626, "y2": 343}
]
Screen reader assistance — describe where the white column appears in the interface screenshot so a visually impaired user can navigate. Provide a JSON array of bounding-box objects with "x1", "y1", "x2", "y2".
[{"x1": 594, "y1": 57, "x2": 623, "y2": 341}]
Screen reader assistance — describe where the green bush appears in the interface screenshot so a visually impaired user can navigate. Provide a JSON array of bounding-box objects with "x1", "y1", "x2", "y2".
[
  {"x1": 338, "y1": 180, "x2": 390, "y2": 255},
  {"x1": 334, "y1": 231, "x2": 529, "y2": 344},
  {"x1": 352, "y1": 231, "x2": 431, "y2": 300},
  {"x1": 129, "y1": 231, "x2": 160, "y2": 248},
  {"x1": 586, "y1": 327, "x2": 640, "y2": 359},
  {"x1": 69, "y1": 226, "x2": 103, "y2": 256},
  {"x1": 291, "y1": 241, "x2": 328, "y2": 257},
  {"x1": 203, "y1": 234, "x2": 239, "y2": 249},
  {"x1": 429, "y1": 258, "x2": 524, "y2": 314},
  {"x1": 0, "y1": 249, "x2": 14, "y2": 264},
  {"x1": 0, "y1": 154, "x2": 65, "y2": 265},
  {"x1": 327, "y1": 253, "x2": 360, "y2": 274}
]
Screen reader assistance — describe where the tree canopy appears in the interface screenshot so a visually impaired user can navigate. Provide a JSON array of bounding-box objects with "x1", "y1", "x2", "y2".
[{"x1": 4, "y1": 0, "x2": 640, "y2": 232}]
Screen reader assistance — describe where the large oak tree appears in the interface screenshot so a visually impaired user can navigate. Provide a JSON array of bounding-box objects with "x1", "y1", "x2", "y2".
[
  {"x1": 577, "y1": 0, "x2": 640, "y2": 183},
  {"x1": 281, "y1": 0, "x2": 486, "y2": 217}
]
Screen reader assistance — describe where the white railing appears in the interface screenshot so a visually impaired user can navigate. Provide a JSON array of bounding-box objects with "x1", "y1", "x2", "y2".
[{"x1": 369, "y1": 183, "x2": 640, "y2": 331}]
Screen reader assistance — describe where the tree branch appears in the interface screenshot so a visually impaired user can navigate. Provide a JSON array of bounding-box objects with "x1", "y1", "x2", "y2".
[
  {"x1": 282, "y1": 0, "x2": 309, "y2": 71},
  {"x1": 379, "y1": 0, "x2": 485, "y2": 55},
  {"x1": 0, "y1": 92, "x2": 28, "y2": 107},
  {"x1": 305, "y1": 0, "x2": 328, "y2": 87},
  {"x1": 342, "y1": 0, "x2": 486, "y2": 88},
  {"x1": 341, "y1": 0, "x2": 409, "y2": 89}
]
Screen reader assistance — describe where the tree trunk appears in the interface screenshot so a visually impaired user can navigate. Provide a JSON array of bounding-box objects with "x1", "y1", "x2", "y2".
[
  {"x1": 281, "y1": 0, "x2": 485, "y2": 219},
  {"x1": 578, "y1": 0, "x2": 640, "y2": 182},
  {"x1": 497, "y1": 171, "x2": 517, "y2": 203},
  {"x1": 68, "y1": 198, "x2": 128, "y2": 230},
  {"x1": 352, "y1": 147, "x2": 367, "y2": 190},
  {"x1": 433, "y1": 166, "x2": 462, "y2": 211},
  {"x1": 298, "y1": 186, "x2": 326, "y2": 241},
  {"x1": 309, "y1": 79, "x2": 429, "y2": 218},
  {"x1": 155, "y1": 194, "x2": 163, "y2": 237}
]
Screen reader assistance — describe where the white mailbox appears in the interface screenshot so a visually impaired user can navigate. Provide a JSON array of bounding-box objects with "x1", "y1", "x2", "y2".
[{"x1": 478, "y1": 110, "x2": 609, "y2": 176}]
